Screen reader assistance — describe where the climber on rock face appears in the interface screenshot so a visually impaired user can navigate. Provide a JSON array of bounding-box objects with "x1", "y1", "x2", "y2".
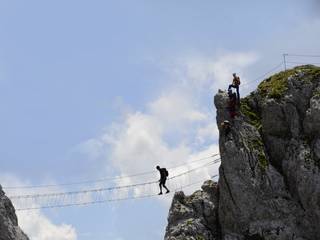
[
  {"x1": 227, "y1": 90, "x2": 238, "y2": 118},
  {"x1": 156, "y1": 166, "x2": 170, "y2": 195},
  {"x1": 228, "y1": 73, "x2": 241, "y2": 103},
  {"x1": 221, "y1": 120, "x2": 231, "y2": 137}
]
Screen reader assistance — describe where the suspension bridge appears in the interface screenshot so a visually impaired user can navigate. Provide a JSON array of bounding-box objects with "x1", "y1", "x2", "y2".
[{"x1": 4, "y1": 155, "x2": 221, "y2": 211}]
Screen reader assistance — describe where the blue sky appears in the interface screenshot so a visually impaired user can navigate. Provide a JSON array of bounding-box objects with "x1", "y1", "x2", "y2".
[{"x1": 0, "y1": 1, "x2": 320, "y2": 239}]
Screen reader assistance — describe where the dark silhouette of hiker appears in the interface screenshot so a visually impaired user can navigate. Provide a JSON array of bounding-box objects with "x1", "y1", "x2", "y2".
[
  {"x1": 228, "y1": 73, "x2": 241, "y2": 103},
  {"x1": 156, "y1": 166, "x2": 170, "y2": 195}
]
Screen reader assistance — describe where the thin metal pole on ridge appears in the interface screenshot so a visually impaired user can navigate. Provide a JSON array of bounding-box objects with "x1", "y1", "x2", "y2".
[{"x1": 283, "y1": 53, "x2": 288, "y2": 71}]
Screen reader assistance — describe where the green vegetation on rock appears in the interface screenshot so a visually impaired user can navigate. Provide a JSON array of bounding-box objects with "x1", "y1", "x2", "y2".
[
  {"x1": 248, "y1": 138, "x2": 268, "y2": 171},
  {"x1": 313, "y1": 88, "x2": 320, "y2": 98},
  {"x1": 196, "y1": 235, "x2": 205, "y2": 240},
  {"x1": 186, "y1": 219, "x2": 193, "y2": 226},
  {"x1": 239, "y1": 96, "x2": 267, "y2": 170},
  {"x1": 258, "y1": 65, "x2": 320, "y2": 99},
  {"x1": 240, "y1": 97, "x2": 262, "y2": 130},
  {"x1": 258, "y1": 152, "x2": 268, "y2": 171},
  {"x1": 258, "y1": 69, "x2": 292, "y2": 99},
  {"x1": 298, "y1": 65, "x2": 320, "y2": 83}
]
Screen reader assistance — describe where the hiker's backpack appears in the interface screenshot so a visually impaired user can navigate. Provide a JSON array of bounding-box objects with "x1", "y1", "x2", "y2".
[
  {"x1": 235, "y1": 76, "x2": 241, "y2": 85},
  {"x1": 164, "y1": 168, "x2": 169, "y2": 177}
]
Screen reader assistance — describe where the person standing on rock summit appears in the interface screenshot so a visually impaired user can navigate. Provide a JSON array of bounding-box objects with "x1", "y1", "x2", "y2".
[
  {"x1": 156, "y1": 166, "x2": 170, "y2": 195},
  {"x1": 228, "y1": 73, "x2": 241, "y2": 103}
]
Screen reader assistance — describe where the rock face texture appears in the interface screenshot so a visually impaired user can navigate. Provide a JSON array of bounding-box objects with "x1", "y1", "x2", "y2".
[
  {"x1": 165, "y1": 65, "x2": 320, "y2": 240},
  {"x1": 165, "y1": 180, "x2": 219, "y2": 240},
  {"x1": 0, "y1": 185, "x2": 29, "y2": 240}
]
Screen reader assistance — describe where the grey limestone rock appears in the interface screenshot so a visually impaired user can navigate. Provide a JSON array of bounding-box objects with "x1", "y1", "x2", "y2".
[
  {"x1": 165, "y1": 65, "x2": 320, "y2": 240},
  {"x1": 0, "y1": 185, "x2": 29, "y2": 240},
  {"x1": 165, "y1": 180, "x2": 219, "y2": 240}
]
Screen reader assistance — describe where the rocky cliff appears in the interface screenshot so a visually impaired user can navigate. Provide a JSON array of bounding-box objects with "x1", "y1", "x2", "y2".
[
  {"x1": 0, "y1": 185, "x2": 29, "y2": 240},
  {"x1": 165, "y1": 65, "x2": 320, "y2": 240}
]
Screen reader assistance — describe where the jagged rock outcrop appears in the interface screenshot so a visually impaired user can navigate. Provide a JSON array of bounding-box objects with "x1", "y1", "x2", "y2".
[
  {"x1": 0, "y1": 185, "x2": 29, "y2": 240},
  {"x1": 165, "y1": 180, "x2": 219, "y2": 240},
  {"x1": 165, "y1": 65, "x2": 320, "y2": 240}
]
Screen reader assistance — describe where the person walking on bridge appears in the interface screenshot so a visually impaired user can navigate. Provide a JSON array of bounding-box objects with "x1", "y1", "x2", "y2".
[
  {"x1": 228, "y1": 73, "x2": 241, "y2": 103},
  {"x1": 156, "y1": 166, "x2": 170, "y2": 195}
]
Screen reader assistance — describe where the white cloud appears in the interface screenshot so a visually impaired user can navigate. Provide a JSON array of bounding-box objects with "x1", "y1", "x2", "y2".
[
  {"x1": 196, "y1": 122, "x2": 219, "y2": 145},
  {"x1": 210, "y1": 52, "x2": 259, "y2": 87},
  {"x1": 77, "y1": 138, "x2": 107, "y2": 160},
  {"x1": 168, "y1": 51, "x2": 259, "y2": 90},
  {"x1": 0, "y1": 174, "x2": 77, "y2": 240},
  {"x1": 18, "y1": 211, "x2": 76, "y2": 240},
  {"x1": 148, "y1": 90, "x2": 208, "y2": 133}
]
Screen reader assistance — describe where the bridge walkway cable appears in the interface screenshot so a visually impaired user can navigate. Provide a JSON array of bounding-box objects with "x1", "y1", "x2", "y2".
[
  {"x1": 15, "y1": 173, "x2": 219, "y2": 211},
  {"x1": 9, "y1": 158, "x2": 220, "y2": 199}
]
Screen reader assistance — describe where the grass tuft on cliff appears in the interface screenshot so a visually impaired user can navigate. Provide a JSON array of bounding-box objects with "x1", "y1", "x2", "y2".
[
  {"x1": 258, "y1": 65, "x2": 320, "y2": 99},
  {"x1": 240, "y1": 97, "x2": 261, "y2": 130}
]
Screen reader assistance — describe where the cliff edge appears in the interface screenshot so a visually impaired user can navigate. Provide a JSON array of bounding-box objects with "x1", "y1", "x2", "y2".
[
  {"x1": 165, "y1": 65, "x2": 320, "y2": 240},
  {"x1": 0, "y1": 185, "x2": 29, "y2": 240}
]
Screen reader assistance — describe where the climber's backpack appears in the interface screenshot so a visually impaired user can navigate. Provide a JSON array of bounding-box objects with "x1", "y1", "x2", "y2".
[
  {"x1": 164, "y1": 168, "x2": 169, "y2": 177},
  {"x1": 235, "y1": 76, "x2": 241, "y2": 85}
]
